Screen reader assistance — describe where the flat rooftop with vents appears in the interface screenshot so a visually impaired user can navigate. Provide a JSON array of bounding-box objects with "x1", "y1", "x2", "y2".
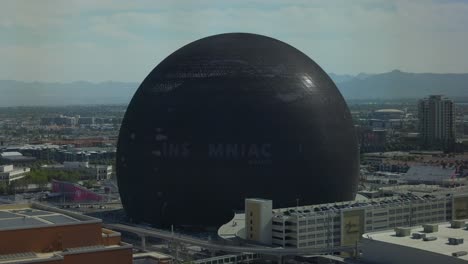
[
  {"x1": 0, "y1": 208, "x2": 81, "y2": 230},
  {"x1": 362, "y1": 221, "x2": 468, "y2": 264},
  {"x1": 0, "y1": 203, "x2": 132, "y2": 264}
]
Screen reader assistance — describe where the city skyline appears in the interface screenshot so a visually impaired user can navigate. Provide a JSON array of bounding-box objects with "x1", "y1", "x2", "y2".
[
  {"x1": 1, "y1": 0, "x2": 468, "y2": 82},
  {"x1": 1, "y1": 2, "x2": 468, "y2": 263}
]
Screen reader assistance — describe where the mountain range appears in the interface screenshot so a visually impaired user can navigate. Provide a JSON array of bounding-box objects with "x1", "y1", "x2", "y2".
[
  {"x1": 0, "y1": 70, "x2": 467, "y2": 106},
  {"x1": 331, "y1": 70, "x2": 468, "y2": 100}
]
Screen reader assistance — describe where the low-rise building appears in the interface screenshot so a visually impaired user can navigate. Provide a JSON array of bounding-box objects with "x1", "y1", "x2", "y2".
[
  {"x1": 0, "y1": 151, "x2": 36, "y2": 165},
  {"x1": 241, "y1": 193, "x2": 468, "y2": 250},
  {"x1": 51, "y1": 180, "x2": 104, "y2": 202},
  {"x1": 361, "y1": 222, "x2": 468, "y2": 264},
  {"x1": 0, "y1": 164, "x2": 30, "y2": 183},
  {"x1": 133, "y1": 252, "x2": 173, "y2": 264},
  {"x1": 42, "y1": 161, "x2": 112, "y2": 180},
  {"x1": 404, "y1": 165, "x2": 460, "y2": 185},
  {"x1": 40, "y1": 115, "x2": 77, "y2": 127},
  {"x1": 2, "y1": 144, "x2": 116, "y2": 164},
  {"x1": 0, "y1": 202, "x2": 132, "y2": 264},
  {"x1": 270, "y1": 194, "x2": 448, "y2": 249}
]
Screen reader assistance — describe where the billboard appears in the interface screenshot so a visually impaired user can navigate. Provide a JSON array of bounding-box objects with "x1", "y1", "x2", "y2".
[
  {"x1": 341, "y1": 209, "x2": 365, "y2": 246},
  {"x1": 52, "y1": 180, "x2": 103, "y2": 202},
  {"x1": 453, "y1": 195, "x2": 468, "y2": 220}
]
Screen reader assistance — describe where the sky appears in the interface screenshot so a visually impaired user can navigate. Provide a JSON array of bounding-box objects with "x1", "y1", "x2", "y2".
[{"x1": 1, "y1": 0, "x2": 468, "y2": 82}]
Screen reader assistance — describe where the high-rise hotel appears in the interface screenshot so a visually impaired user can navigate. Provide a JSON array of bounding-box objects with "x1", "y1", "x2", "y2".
[{"x1": 418, "y1": 95, "x2": 455, "y2": 148}]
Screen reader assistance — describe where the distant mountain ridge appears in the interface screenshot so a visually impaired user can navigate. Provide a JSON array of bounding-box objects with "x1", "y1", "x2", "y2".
[
  {"x1": 0, "y1": 80, "x2": 137, "y2": 107},
  {"x1": 0, "y1": 70, "x2": 467, "y2": 106},
  {"x1": 332, "y1": 70, "x2": 468, "y2": 100}
]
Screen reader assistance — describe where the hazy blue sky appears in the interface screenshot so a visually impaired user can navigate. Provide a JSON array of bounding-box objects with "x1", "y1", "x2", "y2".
[{"x1": 1, "y1": 0, "x2": 468, "y2": 82}]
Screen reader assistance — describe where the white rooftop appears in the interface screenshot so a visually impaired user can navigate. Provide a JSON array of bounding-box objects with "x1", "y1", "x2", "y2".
[
  {"x1": 405, "y1": 165, "x2": 456, "y2": 182},
  {"x1": 0, "y1": 203, "x2": 98, "y2": 231},
  {"x1": 375, "y1": 109, "x2": 404, "y2": 113},
  {"x1": 0, "y1": 152, "x2": 23, "y2": 157},
  {"x1": 246, "y1": 198, "x2": 272, "y2": 203},
  {"x1": 218, "y1": 213, "x2": 245, "y2": 239},
  {"x1": 365, "y1": 222, "x2": 468, "y2": 261}
]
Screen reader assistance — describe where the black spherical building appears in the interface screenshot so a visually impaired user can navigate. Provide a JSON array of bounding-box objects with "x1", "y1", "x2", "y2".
[{"x1": 117, "y1": 33, "x2": 359, "y2": 227}]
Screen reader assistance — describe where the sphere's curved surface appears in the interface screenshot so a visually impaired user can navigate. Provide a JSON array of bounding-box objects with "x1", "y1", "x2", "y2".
[{"x1": 117, "y1": 33, "x2": 359, "y2": 227}]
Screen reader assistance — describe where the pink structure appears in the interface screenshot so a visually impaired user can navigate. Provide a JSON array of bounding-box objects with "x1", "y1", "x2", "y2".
[{"x1": 52, "y1": 180, "x2": 103, "y2": 202}]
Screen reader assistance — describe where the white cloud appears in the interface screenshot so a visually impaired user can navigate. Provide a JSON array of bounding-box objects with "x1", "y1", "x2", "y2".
[{"x1": 1, "y1": 0, "x2": 468, "y2": 81}]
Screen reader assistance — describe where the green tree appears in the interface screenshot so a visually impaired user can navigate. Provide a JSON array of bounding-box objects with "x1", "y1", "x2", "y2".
[{"x1": 0, "y1": 181, "x2": 7, "y2": 195}]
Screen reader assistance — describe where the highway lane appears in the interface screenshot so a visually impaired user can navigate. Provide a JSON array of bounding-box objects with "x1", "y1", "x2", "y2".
[{"x1": 105, "y1": 223, "x2": 357, "y2": 256}]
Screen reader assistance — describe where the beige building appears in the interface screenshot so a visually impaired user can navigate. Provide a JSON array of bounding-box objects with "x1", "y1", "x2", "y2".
[
  {"x1": 0, "y1": 164, "x2": 30, "y2": 183},
  {"x1": 237, "y1": 193, "x2": 468, "y2": 250},
  {"x1": 42, "y1": 161, "x2": 112, "y2": 180},
  {"x1": 270, "y1": 194, "x2": 450, "y2": 248},
  {"x1": 245, "y1": 198, "x2": 272, "y2": 245}
]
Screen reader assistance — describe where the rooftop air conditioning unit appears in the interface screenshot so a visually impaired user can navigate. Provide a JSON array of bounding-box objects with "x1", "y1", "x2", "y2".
[
  {"x1": 452, "y1": 251, "x2": 467, "y2": 257},
  {"x1": 448, "y1": 238, "x2": 464, "y2": 245},
  {"x1": 451, "y1": 220, "x2": 465, "y2": 229},
  {"x1": 422, "y1": 224, "x2": 438, "y2": 233},
  {"x1": 395, "y1": 227, "x2": 411, "y2": 237},
  {"x1": 412, "y1": 233, "x2": 426, "y2": 239}
]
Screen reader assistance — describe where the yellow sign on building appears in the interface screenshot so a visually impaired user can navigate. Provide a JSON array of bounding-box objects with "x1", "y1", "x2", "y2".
[
  {"x1": 453, "y1": 196, "x2": 468, "y2": 220},
  {"x1": 341, "y1": 209, "x2": 365, "y2": 246}
]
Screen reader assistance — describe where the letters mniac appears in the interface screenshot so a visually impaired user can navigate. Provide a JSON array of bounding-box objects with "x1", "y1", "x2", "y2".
[{"x1": 159, "y1": 142, "x2": 272, "y2": 159}]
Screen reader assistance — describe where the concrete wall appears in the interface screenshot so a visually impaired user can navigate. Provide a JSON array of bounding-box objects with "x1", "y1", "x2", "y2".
[
  {"x1": 101, "y1": 228, "x2": 122, "y2": 246},
  {"x1": 0, "y1": 164, "x2": 13, "y2": 172},
  {"x1": 62, "y1": 246, "x2": 133, "y2": 264},
  {"x1": 0, "y1": 223, "x2": 102, "y2": 254},
  {"x1": 245, "y1": 199, "x2": 272, "y2": 245}
]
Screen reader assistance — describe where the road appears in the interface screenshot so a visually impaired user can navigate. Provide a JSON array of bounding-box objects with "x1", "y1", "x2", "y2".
[{"x1": 105, "y1": 223, "x2": 357, "y2": 256}]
